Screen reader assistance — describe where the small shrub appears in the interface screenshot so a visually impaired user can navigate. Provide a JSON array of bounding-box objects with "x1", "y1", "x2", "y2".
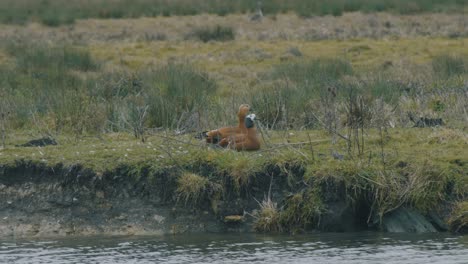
[
  {"x1": 430, "y1": 99, "x2": 446, "y2": 113},
  {"x1": 9, "y1": 44, "x2": 99, "y2": 73},
  {"x1": 253, "y1": 197, "x2": 282, "y2": 232},
  {"x1": 40, "y1": 12, "x2": 75, "y2": 27},
  {"x1": 271, "y1": 58, "x2": 353, "y2": 84},
  {"x1": 191, "y1": 25, "x2": 235, "y2": 42},
  {"x1": 252, "y1": 58, "x2": 353, "y2": 129},
  {"x1": 432, "y1": 54, "x2": 466, "y2": 79},
  {"x1": 280, "y1": 189, "x2": 325, "y2": 233},
  {"x1": 144, "y1": 63, "x2": 217, "y2": 129},
  {"x1": 63, "y1": 47, "x2": 99, "y2": 71}
]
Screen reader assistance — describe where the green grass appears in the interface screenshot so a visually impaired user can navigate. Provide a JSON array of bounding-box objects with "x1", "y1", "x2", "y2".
[
  {"x1": 432, "y1": 54, "x2": 467, "y2": 79},
  {"x1": 0, "y1": 0, "x2": 466, "y2": 26},
  {"x1": 1, "y1": 40, "x2": 468, "y2": 135},
  {"x1": 190, "y1": 25, "x2": 235, "y2": 43},
  {"x1": 0, "y1": 128, "x2": 466, "y2": 232},
  {"x1": 448, "y1": 201, "x2": 468, "y2": 233}
]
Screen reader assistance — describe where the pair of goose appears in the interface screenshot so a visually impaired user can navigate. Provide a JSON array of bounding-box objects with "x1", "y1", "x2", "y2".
[{"x1": 203, "y1": 104, "x2": 260, "y2": 151}]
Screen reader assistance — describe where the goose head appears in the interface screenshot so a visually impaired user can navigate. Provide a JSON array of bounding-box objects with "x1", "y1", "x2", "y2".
[
  {"x1": 245, "y1": 113, "x2": 256, "y2": 128},
  {"x1": 238, "y1": 104, "x2": 251, "y2": 118}
]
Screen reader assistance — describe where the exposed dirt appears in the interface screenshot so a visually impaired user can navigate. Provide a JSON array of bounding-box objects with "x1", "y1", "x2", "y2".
[{"x1": 0, "y1": 159, "x2": 454, "y2": 238}]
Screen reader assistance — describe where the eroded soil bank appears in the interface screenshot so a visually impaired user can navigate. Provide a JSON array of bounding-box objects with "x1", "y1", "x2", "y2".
[{"x1": 0, "y1": 159, "x2": 463, "y2": 238}]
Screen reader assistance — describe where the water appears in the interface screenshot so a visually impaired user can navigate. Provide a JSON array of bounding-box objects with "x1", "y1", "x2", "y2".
[{"x1": 1, "y1": 232, "x2": 468, "y2": 264}]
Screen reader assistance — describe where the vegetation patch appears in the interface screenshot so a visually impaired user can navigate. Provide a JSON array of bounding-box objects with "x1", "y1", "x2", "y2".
[
  {"x1": 176, "y1": 172, "x2": 210, "y2": 205},
  {"x1": 279, "y1": 188, "x2": 325, "y2": 233},
  {"x1": 214, "y1": 152, "x2": 264, "y2": 192},
  {"x1": 0, "y1": 0, "x2": 466, "y2": 26},
  {"x1": 448, "y1": 201, "x2": 468, "y2": 233},
  {"x1": 253, "y1": 197, "x2": 282, "y2": 233},
  {"x1": 431, "y1": 54, "x2": 467, "y2": 79},
  {"x1": 189, "y1": 25, "x2": 235, "y2": 42}
]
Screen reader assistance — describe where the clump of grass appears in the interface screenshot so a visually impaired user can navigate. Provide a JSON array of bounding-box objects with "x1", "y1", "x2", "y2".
[
  {"x1": 143, "y1": 63, "x2": 218, "y2": 129},
  {"x1": 270, "y1": 58, "x2": 353, "y2": 84},
  {"x1": 214, "y1": 152, "x2": 263, "y2": 191},
  {"x1": 176, "y1": 172, "x2": 209, "y2": 205},
  {"x1": 280, "y1": 188, "x2": 325, "y2": 233},
  {"x1": 190, "y1": 25, "x2": 235, "y2": 42},
  {"x1": 253, "y1": 197, "x2": 282, "y2": 232},
  {"x1": 8, "y1": 44, "x2": 99, "y2": 73},
  {"x1": 432, "y1": 54, "x2": 466, "y2": 79},
  {"x1": 252, "y1": 58, "x2": 353, "y2": 129},
  {"x1": 448, "y1": 201, "x2": 468, "y2": 233},
  {"x1": 1, "y1": 43, "x2": 102, "y2": 135},
  {"x1": 305, "y1": 157, "x2": 453, "y2": 225},
  {"x1": 428, "y1": 128, "x2": 468, "y2": 145}
]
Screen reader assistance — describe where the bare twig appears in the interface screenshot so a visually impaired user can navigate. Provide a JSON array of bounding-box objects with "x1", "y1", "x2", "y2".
[{"x1": 310, "y1": 112, "x2": 350, "y2": 142}]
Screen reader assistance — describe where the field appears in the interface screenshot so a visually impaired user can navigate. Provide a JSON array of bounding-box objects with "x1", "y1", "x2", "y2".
[
  {"x1": 1, "y1": 0, "x2": 466, "y2": 26},
  {"x1": 0, "y1": 1, "x2": 467, "y2": 233}
]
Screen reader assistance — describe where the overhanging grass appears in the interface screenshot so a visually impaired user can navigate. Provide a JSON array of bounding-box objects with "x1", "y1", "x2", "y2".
[{"x1": 0, "y1": 128, "x2": 466, "y2": 231}]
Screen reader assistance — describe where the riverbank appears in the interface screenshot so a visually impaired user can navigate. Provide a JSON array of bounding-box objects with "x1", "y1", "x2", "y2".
[{"x1": 0, "y1": 128, "x2": 466, "y2": 237}]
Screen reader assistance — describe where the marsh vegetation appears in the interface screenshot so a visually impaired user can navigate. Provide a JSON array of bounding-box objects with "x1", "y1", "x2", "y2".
[
  {"x1": 1, "y1": 0, "x2": 466, "y2": 26},
  {"x1": 0, "y1": 3, "x2": 467, "y2": 234}
]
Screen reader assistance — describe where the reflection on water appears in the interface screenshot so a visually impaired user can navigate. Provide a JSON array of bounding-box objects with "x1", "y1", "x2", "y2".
[{"x1": 1, "y1": 232, "x2": 468, "y2": 264}]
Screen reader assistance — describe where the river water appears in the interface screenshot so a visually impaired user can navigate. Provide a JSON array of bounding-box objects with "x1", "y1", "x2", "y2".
[{"x1": 1, "y1": 232, "x2": 467, "y2": 264}]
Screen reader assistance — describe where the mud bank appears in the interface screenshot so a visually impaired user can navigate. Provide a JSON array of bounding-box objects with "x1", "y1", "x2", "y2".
[{"x1": 0, "y1": 159, "x2": 463, "y2": 238}]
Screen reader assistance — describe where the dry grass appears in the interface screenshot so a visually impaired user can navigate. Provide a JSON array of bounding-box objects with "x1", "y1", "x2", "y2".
[
  {"x1": 176, "y1": 172, "x2": 210, "y2": 205},
  {"x1": 1, "y1": 12, "x2": 467, "y2": 43},
  {"x1": 253, "y1": 197, "x2": 282, "y2": 232}
]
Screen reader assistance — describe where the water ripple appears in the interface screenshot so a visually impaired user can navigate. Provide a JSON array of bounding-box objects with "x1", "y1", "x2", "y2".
[{"x1": 1, "y1": 233, "x2": 467, "y2": 264}]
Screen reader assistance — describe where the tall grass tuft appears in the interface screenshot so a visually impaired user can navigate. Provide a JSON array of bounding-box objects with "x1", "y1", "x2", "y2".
[
  {"x1": 8, "y1": 44, "x2": 99, "y2": 73},
  {"x1": 432, "y1": 54, "x2": 466, "y2": 79},
  {"x1": 253, "y1": 197, "x2": 282, "y2": 232},
  {"x1": 252, "y1": 58, "x2": 353, "y2": 129},
  {"x1": 143, "y1": 63, "x2": 218, "y2": 129},
  {"x1": 190, "y1": 25, "x2": 235, "y2": 42},
  {"x1": 1, "y1": 43, "x2": 101, "y2": 135}
]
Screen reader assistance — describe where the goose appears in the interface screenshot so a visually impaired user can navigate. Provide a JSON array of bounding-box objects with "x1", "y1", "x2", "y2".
[
  {"x1": 221, "y1": 113, "x2": 260, "y2": 151},
  {"x1": 203, "y1": 105, "x2": 261, "y2": 151}
]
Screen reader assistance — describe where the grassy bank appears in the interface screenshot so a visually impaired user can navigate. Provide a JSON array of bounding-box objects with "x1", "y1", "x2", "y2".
[
  {"x1": 1, "y1": 0, "x2": 466, "y2": 26},
  {"x1": 0, "y1": 9, "x2": 466, "y2": 234},
  {"x1": 0, "y1": 128, "x2": 466, "y2": 233}
]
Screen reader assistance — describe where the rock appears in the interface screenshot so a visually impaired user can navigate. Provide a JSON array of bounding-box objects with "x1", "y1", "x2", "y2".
[
  {"x1": 224, "y1": 215, "x2": 244, "y2": 223},
  {"x1": 17, "y1": 137, "x2": 57, "y2": 147},
  {"x1": 428, "y1": 211, "x2": 448, "y2": 231},
  {"x1": 414, "y1": 117, "x2": 444, "y2": 128},
  {"x1": 381, "y1": 207, "x2": 437, "y2": 233}
]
